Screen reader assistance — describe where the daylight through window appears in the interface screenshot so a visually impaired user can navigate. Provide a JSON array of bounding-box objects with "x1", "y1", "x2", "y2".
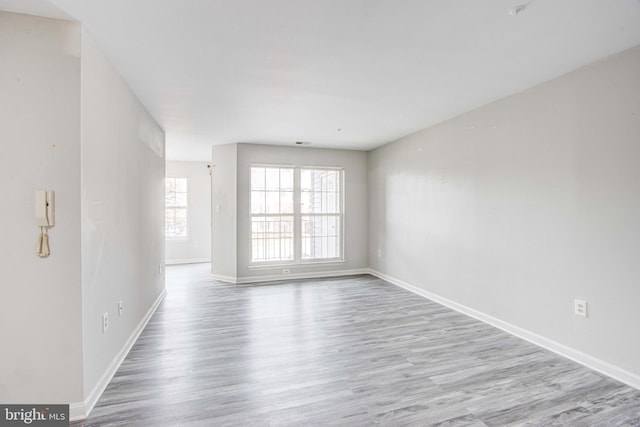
[
  {"x1": 251, "y1": 166, "x2": 343, "y2": 264},
  {"x1": 165, "y1": 177, "x2": 188, "y2": 238}
]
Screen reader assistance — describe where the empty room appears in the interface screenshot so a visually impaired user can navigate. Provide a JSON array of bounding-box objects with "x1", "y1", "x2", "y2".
[{"x1": 1, "y1": 0, "x2": 640, "y2": 425}]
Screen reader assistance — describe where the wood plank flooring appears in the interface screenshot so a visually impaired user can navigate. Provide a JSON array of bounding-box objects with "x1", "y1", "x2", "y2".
[{"x1": 74, "y1": 264, "x2": 640, "y2": 426}]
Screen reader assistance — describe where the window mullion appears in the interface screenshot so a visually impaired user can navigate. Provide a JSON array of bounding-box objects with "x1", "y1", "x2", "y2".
[
  {"x1": 294, "y1": 168, "x2": 301, "y2": 262},
  {"x1": 340, "y1": 171, "x2": 344, "y2": 259}
]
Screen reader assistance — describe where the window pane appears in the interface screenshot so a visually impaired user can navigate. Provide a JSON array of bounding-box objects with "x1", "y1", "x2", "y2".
[
  {"x1": 280, "y1": 191, "x2": 294, "y2": 213},
  {"x1": 165, "y1": 178, "x2": 188, "y2": 238},
  {"x1": 327, "y1": 236, "x2": 339, "y2": 258},
  {"x1": 175, "y1": 178, "x2": 187, "y2": 193},
  {"x1": 326, "y1": 171, "x2": 338, "y2": 191},
  {"x1": 251, "y1": 168, "x2": 265, "y2": 190},
  {"x1": 325, "y1": 192, "x2": 336, "y2": 213},
  {"x1": 251, "y1": 191, "x2": 265, "y2": 214},
  {"x1": 250, "y1": 214, "x2": 294, "y2": 262},
  {"x1": 265, "y1": 191, "x2": 280, "y2": 214},
  {"x1": 300, "y1": 169, "x2": 341, "y2": 214},
  {"x1": 165, "y1": 208, "x2": 175, "y2": 237},
  {"x1": 301, "y1": 169, "x2": 311, "y2": 191},
  {"x1": 165, "y1": 191, "x2": 176, "y2": 207},
  {"x1": 301, "y1": 215, "x2": 340, "y2": 260},
  {"x1": 280, "y1": 169, "x2": 293, "y2": 190},
  {"x1": 174, "y1": 208, "x2": 187, "y2": 237},
  {"x1": 175, "y1": 192, "x2": 187, "y2": 207},
  {"x1": 265, "y1": 168, "x2": 280, "y2": 190},
  {"x1": 281, "y1": 238, "x2": 293, "y2": 259},
  {"x1": 300, "y1": 191, "x2": 311, "y2": 214}
]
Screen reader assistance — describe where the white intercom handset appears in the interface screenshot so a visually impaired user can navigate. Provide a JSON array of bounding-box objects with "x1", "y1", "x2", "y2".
[{"x1": 35, "y1": 190, "x2": 55, "y2": 258}]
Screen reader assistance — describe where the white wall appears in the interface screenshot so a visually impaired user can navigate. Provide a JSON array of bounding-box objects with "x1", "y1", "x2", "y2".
[
  {"x1": 80, "y1": 27, "x2": 165, "y2": 411},
  {"x1": 165, "y1": 161, "x2": 211, "y2": 264},
  {"x1": 0, "y1": 11, "x2": 84, "y2": 404},
  {"x1": 368, "y1": 45, "x2": 640, "y2": 385},
  {"x1": 0, "y1": 11, "x2": 165, "y2": 416},
  {"x1": 211, "y1": 144, "x2": 238, "y2": 279},
  {"x1": 211, "y1": 143, "x2": 368, "y2": 282}
]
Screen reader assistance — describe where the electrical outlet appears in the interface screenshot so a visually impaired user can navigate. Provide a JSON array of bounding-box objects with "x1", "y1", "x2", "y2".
[
  {"x1": 377, "y1": 249, "x2": 382, "y2": 258},
  {"x1": 283, "y1": 268, "x2": 290, "y2": 274},
  {"x1": 118, "y1": 300, "x2": 124, "y2": 317},
  {"x1": 574, "y1": 299, "x2": 588, "y2": 318},
  {"x1": 102, "y1": 312, "x2": 109, "y2": 333}
]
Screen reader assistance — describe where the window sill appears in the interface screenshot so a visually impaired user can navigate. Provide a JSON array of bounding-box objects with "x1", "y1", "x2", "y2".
[
  {"x1": 166, "y1": 237, "x2": 189, "y2": 243},
  {"x1": 248, "y1": 259, "x2": 345, "y2": 270}
]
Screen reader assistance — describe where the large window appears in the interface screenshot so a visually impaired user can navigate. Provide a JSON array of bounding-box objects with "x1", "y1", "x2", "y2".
[
  {"x1": 251, "y1": 166, "x2": 343, "y2": 264},
  {"x1": 165, "y1": 177, "x2": 188, "y2": 239}
]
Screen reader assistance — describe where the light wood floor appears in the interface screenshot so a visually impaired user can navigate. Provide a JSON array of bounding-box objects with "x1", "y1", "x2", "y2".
[{"x1": 75, "y1": 264, "x2": 640, "y2": 426}]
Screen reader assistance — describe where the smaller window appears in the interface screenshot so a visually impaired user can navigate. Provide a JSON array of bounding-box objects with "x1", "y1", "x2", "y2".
[{"x1": 165, "y1": 178, "x2": 188, "y2": 239}]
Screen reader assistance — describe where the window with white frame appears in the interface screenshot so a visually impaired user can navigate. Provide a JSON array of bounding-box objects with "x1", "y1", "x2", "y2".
[
  {"x1": 165, "y1": 177, "x2": 188, "y2": 239},
  {"x1": 251, "y1": 167, "x2": 294, "y2": 263},
  {"x1": 301, "y1": 169, "x2": 341, "y2": 260},
  {"x1": 250, "y1": 166, "x2": 343, "y2": 264}
]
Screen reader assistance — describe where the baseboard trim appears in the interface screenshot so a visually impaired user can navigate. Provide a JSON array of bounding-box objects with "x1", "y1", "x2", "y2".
[
  {"x1": 165, "y1": 258, "x2": 210, "y2": 265},
  {"x1": 368, "y1": 269, "x2": 640, "y2": 391},
  {"x1": 69, "y1": 288, "x2": 167, "y2": 421},
  {"x1": 211, "y1": 273, "x2": 238, "y2": 283},
  {"x1": 213, "y1": 268, "x2": 370, "y2": 284}
]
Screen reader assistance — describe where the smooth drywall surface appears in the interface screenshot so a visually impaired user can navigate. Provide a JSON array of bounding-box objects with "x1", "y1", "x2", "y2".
[
  {"x1": 80, "y1": 28, "x2": 165, "y2": 397},
  {"x1": 369, "y1": 46, "x2": 640, "y2": 379},
  {"x1": 165, "y1": 161, "x2": 212, "y2": 264},
  {"x1": 211, "y1": 144, "x2": 238, "y2": 278},
  {"x1": 236, "y1": 143, "x2": 368, "y2": 279},
  {"x1": 0, "y1": 12, "x2": 84, "y2": 403}
]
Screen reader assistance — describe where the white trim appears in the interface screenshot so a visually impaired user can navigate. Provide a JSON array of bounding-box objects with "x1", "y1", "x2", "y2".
[
  {"x1": 211, "y1": 273, "x2": 239, "y2": 283},
  {"x1": 213, "y1": 268, "x2": 369, "y2": 284},
  {"x1": 165, "y1": 258, "x2": 210, "y2": 265},
  {"x1": 165, "y1": 236, "x2": 189, "y2": 242},
  {"x1": 69, "y1": 288, "x2": 167, "y2": 421},
  {"x1": 368, "y1": 269, "x2": 640, "y2": 391},
  {"x1": 248, "y1": 259, "x2": 345, "y2": 270},
  {"x1": 69, "y1": 401, "x2": 85, "y2": 422}
]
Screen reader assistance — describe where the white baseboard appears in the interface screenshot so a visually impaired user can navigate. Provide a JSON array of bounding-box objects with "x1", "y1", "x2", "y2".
[
  {"x1": 69, "y1": 288, "x2": 167, "y2": 421},
  {"x1": 212, "y1": 268, "x2": 370, "y2": 284},
  {"x1": 368, "y1": 269, "x2": 640, "y2": 391},
  {"x1": 165, "y1": 258, "x2": 210, "y2": 265},
  {"x1": 211, "y1": 273, "x2": 238, "y2": 283}
]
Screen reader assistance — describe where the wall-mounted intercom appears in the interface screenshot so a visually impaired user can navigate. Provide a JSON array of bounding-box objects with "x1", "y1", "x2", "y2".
[{"x1": 35, "y1": 190, "x2": 55, "y2": 258}]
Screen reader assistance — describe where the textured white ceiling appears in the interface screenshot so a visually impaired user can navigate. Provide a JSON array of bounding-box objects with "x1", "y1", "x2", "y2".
[{"x1": 3, "y1": 0, "x2": 640, "y2": 160}]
